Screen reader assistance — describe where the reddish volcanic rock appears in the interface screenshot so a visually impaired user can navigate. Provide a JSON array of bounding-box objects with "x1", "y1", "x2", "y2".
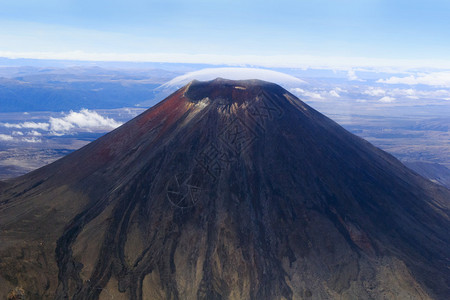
[{"x1": 0, "y1": 79, "x2": 449, "y2": 299}]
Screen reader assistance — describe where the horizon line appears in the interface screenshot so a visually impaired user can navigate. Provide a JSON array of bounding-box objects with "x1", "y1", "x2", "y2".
[{"x1": 2, "y1": 51, "x2": 450, "y2": 72}]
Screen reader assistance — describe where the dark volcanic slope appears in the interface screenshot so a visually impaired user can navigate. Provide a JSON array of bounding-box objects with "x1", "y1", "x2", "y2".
[
  {"x1": 404, "y1": 161, "x2": 450, "y2": 189},
  {"x1": 0, "y1": 79, "x2": 449, "y2": 300}
]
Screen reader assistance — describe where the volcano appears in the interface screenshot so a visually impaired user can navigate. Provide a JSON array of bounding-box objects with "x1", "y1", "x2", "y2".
[{"x1": 0, "y1": 79, "x2": 449, "y2": 299}]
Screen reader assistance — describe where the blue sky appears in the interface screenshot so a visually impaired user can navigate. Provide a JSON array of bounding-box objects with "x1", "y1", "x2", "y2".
[{"x1": 1, "y1": 0, "x2": 450, "y2": 68}]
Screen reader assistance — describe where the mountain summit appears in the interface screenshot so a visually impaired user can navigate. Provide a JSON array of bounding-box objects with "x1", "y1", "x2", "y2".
[{"x1": 1, "y1": 79, "x2": 449, "y2": 299}]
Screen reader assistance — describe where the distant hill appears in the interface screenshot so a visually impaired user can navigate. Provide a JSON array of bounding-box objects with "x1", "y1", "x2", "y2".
[{"x1": 0, "y1": 66, "x2": 177, "y2": 112}]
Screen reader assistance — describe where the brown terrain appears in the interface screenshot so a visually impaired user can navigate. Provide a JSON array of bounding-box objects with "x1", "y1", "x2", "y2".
[{"x1": 0, "y1": 79, "x2": 449, "y2": 299}]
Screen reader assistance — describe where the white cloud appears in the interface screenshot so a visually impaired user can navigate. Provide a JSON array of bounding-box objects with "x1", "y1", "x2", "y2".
[
  {"x1": 363, "y1": 87, "x2": 386, "y2": 97},
  {"x1": 1, "y1": 121, "x2": 49, "y2": 130},
  {"x1": 28, "y1": 130, "x2": 42, "y2": 136},
  {"x1": 388, "y1": 88, "x2": 419, "y2": 99},
  {"x1": 49, "y1": 109, "x2": 123, "y2": 135},
  {"x1": 1, "y1": 109, "x2": 123, "y2": 137},
  {"x1": 363, "y1": 87, "x2": 450, "y2": 101},
  {"x1": 304, "y1": 92, "x2": 322, "y2": 99},
  {"x1": 0, "y1": 134, "x2": 14, "y2": 141},
  {"x1": 49, "y1": 118, "x2": 74, "y2": 133},
  {"x1": 347, "y1": 70, "x2": 358, "y2": 81},
  {"x1": 347, "y1": 70, "x2": 366, "y2": 82},
  {"x1": 291, "y1": 88, "x2": 305, "y2": 93},
  {"x1": 162, "y1": 67, "x2": 307, "y2": 89},
  {"x1": 291, "y1": 87, "x2": 343, "y2": 99},
  {"x1": 379, "y1": 96, "x2": 396, "y2": 103},
  {"x1": 22, "y1": 137, "x2": 41, "y2": 143},
  {"x1": 290, "y1": 88, "x2": 322, "y2": 99},
  {"x1": 378, "y1": 71, "x2": 450, "y2": 87},
  {"x1": 329, "y1": 90, "x2": 340, "y2": 97}
]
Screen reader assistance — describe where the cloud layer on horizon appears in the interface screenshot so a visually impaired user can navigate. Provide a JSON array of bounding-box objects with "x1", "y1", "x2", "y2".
[
  {"x1": 3, "y1": 51, "x2": 450, "y2": 72},
  {"x1": 378, "y1": 72, "x2": 450, "y2": 87}
]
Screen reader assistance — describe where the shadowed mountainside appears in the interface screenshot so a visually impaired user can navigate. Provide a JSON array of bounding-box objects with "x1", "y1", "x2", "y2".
[
  {"x1": 404, "y1": 161, "x2": 450, "y2": 189},
  {"x1": 0, "y1": 79, "x2": 449, "y2": 299}
]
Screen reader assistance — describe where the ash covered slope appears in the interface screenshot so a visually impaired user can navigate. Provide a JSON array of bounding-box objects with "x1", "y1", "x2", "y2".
[{"x1": 0, "y1": 79, "x2": 449, "y2": 299}]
